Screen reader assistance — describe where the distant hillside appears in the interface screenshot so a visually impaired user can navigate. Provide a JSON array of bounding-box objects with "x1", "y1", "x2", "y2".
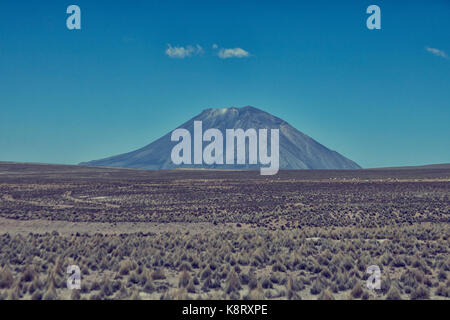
[{"x1": 372, "y1": 163, "x2": 450, "y2": 170}]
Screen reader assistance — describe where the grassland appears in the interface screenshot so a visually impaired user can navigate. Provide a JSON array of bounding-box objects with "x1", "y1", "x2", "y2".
[{"x1": 0, "y1": 162, "x2": 448, "y2": 300}]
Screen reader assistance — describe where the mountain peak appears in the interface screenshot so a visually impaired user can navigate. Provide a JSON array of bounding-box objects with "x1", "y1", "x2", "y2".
[
  {"x1": 202, "y1": 105, "x2": 261, "y2": 114},
  {"x1": 81, "y1": 107, "x2": 361, "y2": 170},
  {"x1": 199, "y1": 106, "x2": 280, "y2": 125}
]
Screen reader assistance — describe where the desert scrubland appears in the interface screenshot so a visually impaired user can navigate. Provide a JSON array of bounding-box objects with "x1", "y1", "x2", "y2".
[{"x1": 0, "y1": 162, "x2": 448, "y2": 300}]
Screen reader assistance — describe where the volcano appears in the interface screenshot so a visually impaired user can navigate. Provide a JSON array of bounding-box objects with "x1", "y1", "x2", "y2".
[{"x1": 80, "y1": 106, "x2": 361, "y2": 170}]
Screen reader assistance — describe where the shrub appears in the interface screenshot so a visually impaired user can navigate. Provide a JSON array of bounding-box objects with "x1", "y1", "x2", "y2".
[
  {"x1": 386, "y1": 285, "x2": 402, "y2": 300},
  {"x1": 200, "y1": 267, "x2": 212, "y2": 280},
  {"x1": 435, "y1": 284, "x2": 448, "y2": 297},
  {"x1": 410, "y1": 285, "x2": 429, "y2": 300},
  {"x1": 0, "y1": 266, "x2": 14, "y2": 289},
  {"x1": 239, "y1": 272, "x2": 249, "y2": 285},
  {"x1": 272, "y1": 263, "x2": 286, "y2": 273},
  {"x1": 186, "y1": 279, "x2": 196, "y2": 294},
  {"x1": 43, "y1": 286, "x2": 57, "y2": 300},
  {"x1": 400, "y1": 270, "x2": 417, "y2": 288},
  {"x1": 261, "y1": 277, "x2": 272, "y2": 289},
  {"x1": 361, "y1": 291, "x2": 370, "y2": 300},
  {"x1": 80, "y1": 282, "x2": 89, "y2": 294},
  {"x1": 21, "y1": 266, "x2": 37, "y2": 283},
  {"x1": 31, "y1": 290, "x2": 43, "y2": 300},
  {"x1": 320, "y1": 267, "x2": 332, "y2": 279},
  {"x1": 248, "y1": 275, "x2": 258, "y2": 290},
  {"x1": 128, "y1": 271, "x2": 140, "y2": 285},
  {"x1": 392, "y1": 256, "x2": 406, "y2": 268},
  {"x1": 342, "y1": 257, "x2": 354, "y2": 271},
  {"x1": 90, "y1": 281, "x2": 101, "y2": 291},
  {"x1": 131, "y1": 289, "x2": 141, "y2": 300},
  {"x1": 438, "y1": 270, "x2": 447, "y2": 281},
  {"x1": 71, "y1": 289, "x2": 81, "y2": 300},
  {"x1": 319, "y1": 289, "x2": 335, "y2": 300},
  {"x1": 247, "y1": 287, "x2": 265, "y2": 300},
  {"x1": 100, "y1": 279, "x2": 113, "y2": 297},
  {"x1": 151, "y1": 268, "x2": 166, "y2": 280},
  {"x1": 380, "y1": 275, "x2": 392, "y2": 294},
  {"x1": 226, "y1": 271, "x2": 241, "y2": 294},
  {"x1": 269, "y1": 272, "x2": 286, "y2": 285},
  {"x1": 119, "y1": 259, "x2": 135, "y2": 276},
  {"x1": 8, "y1": 286, "x2": 20, "y2": 299},
  {"x1": 336, "y1": 272, "x2": 350, "y2": 291},
  {"x1": 310, "y1": 279, "x2": 325, "y2": 295},
  {"x1": 89, "y1": 293, "x2": 103, "y2": 300},
  {"x1": 28, "y1": 278, "x2": 42, "y2": 294},
  {"x1": 237, "y1": 254, "x2": 250, "y2": 266},
  {"x1": 143, "y1": 280, "x2": 155, "y2": 293},
  {"x1": 287, "y1": 276, "x2": 304, "y2": 292},
  {"x1": 350, "y1": 282, "x2": 363, "y2": 299},
  {"x1": 178, "y1": 270, "x2": 190, "y2": 288},
  {"x1": 193, "y1": 276, "x2": 200, "y2": 285},
  {"x1": 202, "y1": 275, "x2": 221, "y2": 291},
  {"x1": 179, "y1": 262, "x2": 192, "y2": 272}
]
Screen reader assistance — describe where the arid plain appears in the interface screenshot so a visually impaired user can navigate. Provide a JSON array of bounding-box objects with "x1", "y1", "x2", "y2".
[{"x1": 0, "y1": 162, "x2": 448, "y2": 300}]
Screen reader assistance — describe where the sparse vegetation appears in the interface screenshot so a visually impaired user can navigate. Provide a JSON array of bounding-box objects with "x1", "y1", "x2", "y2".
[{"x1": 0, "y1": 163, "x2": 448, "y2": 300}]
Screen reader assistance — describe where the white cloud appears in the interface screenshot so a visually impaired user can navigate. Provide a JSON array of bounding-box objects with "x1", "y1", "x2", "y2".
[
  {"x1": 218, "y1": 47, "x2": 251, "y2": 59},
  {"x1": 165, "y1": 43, "x2": 251, "y2": 59},
  {"x1": 425, "y1": 47, "x2": 448, "y2": 59},
  {"x1": 165, "y1": 44, "x2": 204, "y2": 59}
]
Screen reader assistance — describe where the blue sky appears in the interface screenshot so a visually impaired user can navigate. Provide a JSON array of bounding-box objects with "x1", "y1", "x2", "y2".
[{"x1": 0, "y1": 0, "x2": 449, "y2": 168}]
